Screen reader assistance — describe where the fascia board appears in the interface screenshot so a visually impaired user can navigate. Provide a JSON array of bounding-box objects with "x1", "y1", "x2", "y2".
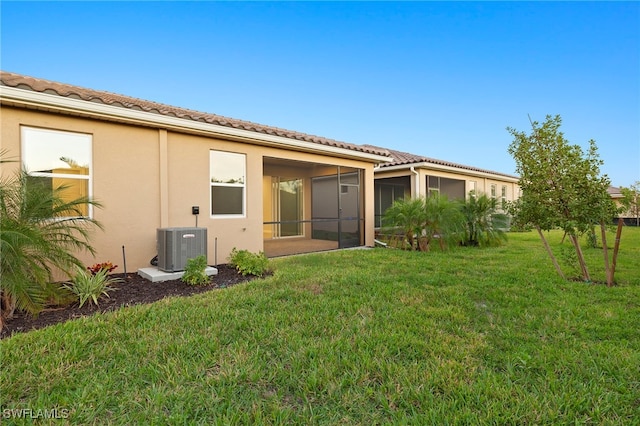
[
  {"x1": 375, "y1": 162, "x2": 519, "y2": 182},
  {"x1": 1, "y1": 86, "x2": 392, "y2": 164}
]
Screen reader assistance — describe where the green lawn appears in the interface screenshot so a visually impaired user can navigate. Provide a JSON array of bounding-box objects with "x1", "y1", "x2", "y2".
[{"x1": 2, "y1": 229, "x2": 639, "y2": 424}]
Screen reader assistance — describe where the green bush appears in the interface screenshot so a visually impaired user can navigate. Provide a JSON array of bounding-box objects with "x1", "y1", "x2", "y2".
[
  {"x1": 228, "y1": 248, "x2": 270, "y2": 277},
  {"x1": 62, "y1": 265, "x2": 121, "y2": 307},
  {"x1": 181, "y1": 255, "x2": 210, "y2": 286}
]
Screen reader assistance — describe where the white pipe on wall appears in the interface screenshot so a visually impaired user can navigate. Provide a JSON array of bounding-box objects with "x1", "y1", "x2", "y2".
[{"x1": 410, "y1": 166, "x2": 420, "y2": 197}]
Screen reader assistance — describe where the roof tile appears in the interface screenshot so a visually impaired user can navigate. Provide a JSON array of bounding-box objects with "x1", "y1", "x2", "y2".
[
  {"x1": 366, "y1": 144, "x2": 518, "y2": 179},
  {"x1": 1, "y1": 71, "x2": 390, "y2": 158}
]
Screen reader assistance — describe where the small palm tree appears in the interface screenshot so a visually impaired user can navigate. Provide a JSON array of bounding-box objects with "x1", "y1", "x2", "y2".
[
  {"x1": 420, "y1": 194, "x2": 465, "y2": 251},
  {"x1": 0, "y1": 164, "x2": 102, "y2": 329},
  {"x1": 460, "y1": 192, "x2": 508, "y2": 247},
  {"x1": 381, "y1": 197, "x2": 426, "y2": 250},
  {"x1": 382, "y1": 195, "x2": 465, "y2": 251}
]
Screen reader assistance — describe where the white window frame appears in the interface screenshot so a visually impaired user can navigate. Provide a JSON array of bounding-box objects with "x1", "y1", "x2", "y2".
[
  {"x1": 210, "y1": 150, "x2": 246, "y2": 218},
  {"x1": 468, "y1": 181, "x2": 477, "y2": 198},
  {"x1": 21, "y1": 126, "x2": 93, "y2": 218},
  {"x1": 427, "y1": 175, "x2": 440, "y2": 197}
]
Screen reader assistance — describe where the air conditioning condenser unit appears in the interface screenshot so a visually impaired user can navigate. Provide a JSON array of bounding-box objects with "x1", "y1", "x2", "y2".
[{"x1": 157, "y1": 227, "x2": 207, "y2": 272}]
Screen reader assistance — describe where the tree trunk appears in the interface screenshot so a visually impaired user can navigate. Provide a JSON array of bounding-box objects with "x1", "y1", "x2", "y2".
[
  {"x1": 600, "y1": 222, "x2": 611, "y2": 286},
  {"x1": 406, "y1": 233, "x2": 415, "y2": 251},
  {"x1": 418, "y1": 236, "x2": 430, "y2": 252},
  {"x1": 610, "y1": 218, "x2": 624, "y2": 287},
  {"x1": 0, "y1": 292, "x2": 16, "y2": 331},
  {"x1": 536, "y1": 226, "x2": 566, "y2": 280},
  {"x1": 569, "y1": 233, "x2": 591, "y2": 282},
  {"x1": 1, "y1": 292, "x2": 16, "y2": 320}
]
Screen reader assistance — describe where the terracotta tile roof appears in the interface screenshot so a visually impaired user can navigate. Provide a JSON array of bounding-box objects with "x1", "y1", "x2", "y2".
[
  {"x1": 367, "y1": 144, "x2": 519, "y2": 179},
  {"x1": 607, "y1": 186, "x2": 623, "y2": 197},
  {"x1": 0, "y1": 71, "x2": 390, "y2": 158}
]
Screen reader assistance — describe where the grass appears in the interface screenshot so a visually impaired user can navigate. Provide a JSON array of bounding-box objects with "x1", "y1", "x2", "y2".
[{"x1": 1, "y1": 228, "x2": 639, "y2": 424}]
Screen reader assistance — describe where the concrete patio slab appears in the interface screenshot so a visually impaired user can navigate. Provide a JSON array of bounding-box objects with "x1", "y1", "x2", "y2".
[{"x1": 137, "y1": 266, "x2": 218, "y2": 283}]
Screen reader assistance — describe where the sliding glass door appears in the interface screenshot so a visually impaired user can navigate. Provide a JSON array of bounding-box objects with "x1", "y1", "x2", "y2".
[{"x1": 272, "y1": 177, "x2": 303, "y2": 238}]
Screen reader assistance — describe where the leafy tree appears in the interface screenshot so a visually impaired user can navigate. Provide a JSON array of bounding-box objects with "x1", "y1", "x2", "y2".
[
  {"x1": 0, "y1": 163, "x2": 102, "y2": 329},
  {"x1": 459, "y1": 192, "x2": 508, "y2": 247},
  {"x1": 507, "y1": 115, "x2": 618, "y2": 284}
]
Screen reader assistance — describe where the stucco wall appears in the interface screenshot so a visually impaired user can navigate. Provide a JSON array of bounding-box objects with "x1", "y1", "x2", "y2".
[
  {"x1": 1, "y1": 106, "x2": 378, "y2": 274},
  {"x1": 375, "y1": 167, "x2": 520, "y2": 202}
]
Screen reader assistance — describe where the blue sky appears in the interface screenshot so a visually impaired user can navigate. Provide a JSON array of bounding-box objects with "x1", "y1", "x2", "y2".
[{"x1": 2, "y1": 1, "x2": 639, "y2": 186}]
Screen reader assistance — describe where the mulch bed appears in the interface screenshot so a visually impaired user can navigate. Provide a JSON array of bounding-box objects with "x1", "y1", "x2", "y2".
[{"x1": 1, "y1": 264, "x2": 259, "y2": 340}]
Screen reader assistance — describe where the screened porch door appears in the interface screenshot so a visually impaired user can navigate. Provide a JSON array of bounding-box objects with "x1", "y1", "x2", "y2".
[
  {"x1": 310, "y1": 170, "x2": 362, "y2": 249},
  {"x1": 338, "y1": 175, "x2": 361, "y2": 248}
]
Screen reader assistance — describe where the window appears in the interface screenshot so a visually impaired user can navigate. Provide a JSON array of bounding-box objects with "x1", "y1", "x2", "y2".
[
  {"x1": 375, "y1": 183, "x2": 405, "y2": 227},
  {"x1": 501, "y1": 185, "x2": 508, "y2": 209},
  {"x1": 21, "y1": 126, "x2": 92, "y2": 217},
  {"x1": 210, "y1": 150, "x2": 245, "y2": 216},
  {"x1": 490, "y1": 184, "x2": 497, "y2": 200},
  {"x1": 426, "y1": 175, "x2": 465, "y2": 199},
  {"x1": 426, "y1": 175, "x2": 440, "y2": 197}
]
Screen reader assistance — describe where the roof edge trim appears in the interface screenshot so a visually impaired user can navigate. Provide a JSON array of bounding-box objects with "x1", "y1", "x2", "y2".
[
  {"x1": 375, "y1": 161, "x2": 519, "y2": 182},
  {"x1": 1, "y1": 86, "x2": 392, "y2": 164}
]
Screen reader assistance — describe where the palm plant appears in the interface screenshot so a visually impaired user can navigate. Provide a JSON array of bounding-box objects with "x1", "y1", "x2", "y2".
[
  {"x1": 381, "y1": 197, "x2": 426, "y2": 250},
  {"x1": 459, "y1": 192, "x2": 508, "y2": 247},
  {"x1": 382, "y1": 195, "x2": 464, "y2": 251},
  {"x1": 420, "y1": 194, "x2": 465, "y2": 251},
  {"x1": 0, "y1": 165, "x2": 102, "y2": 329}
]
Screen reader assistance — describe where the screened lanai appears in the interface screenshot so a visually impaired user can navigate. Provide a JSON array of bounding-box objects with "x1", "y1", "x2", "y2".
[{"x1": 263, "y1": 157, "x2": 365, "y2": 257}]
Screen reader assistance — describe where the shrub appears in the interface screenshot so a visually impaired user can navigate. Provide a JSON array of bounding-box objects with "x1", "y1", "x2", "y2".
[
  {"x1": 181, "y1": 255, "x2": 211, "y2": 286},
  {"x1": 0, "y1": 160, "x2": 102, "y2": 329},
  {"x1": 459, "y1": 193, "x2": 508, "y2": 247},
  {"x1": 381, "y1": 195, "x2": 464, "y2": 251},
  {"x1": 62, "y1": 265, "x2": 121, "y2": 307},
  {"x1": 228, "y1": 248, "x2": 270, "y2": 277}
]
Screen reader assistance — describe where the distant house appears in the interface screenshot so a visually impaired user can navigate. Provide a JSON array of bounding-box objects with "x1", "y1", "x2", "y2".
[
  {"x1": 0, "y1": 71, "x2": 392, "y2": 272},
  {"x1": 370, "y1": 146, "x2": 520, "y2": 227},
  {"x1": 608, "y1": 186, "x2": 638, "y2": 226},
  {"x1": 608, "y1": 186, "x2": 625, "y2": 207}
]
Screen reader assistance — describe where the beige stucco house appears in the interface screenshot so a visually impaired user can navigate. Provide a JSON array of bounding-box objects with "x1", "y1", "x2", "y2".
[
  {"x1": 608, "y1": 186, "x2": 639, "y2": 226},
  {"x1": 371, "y1": 146, "x2": 520, "y2": 227},
  {"x1": 0, "y1": 71, "x2": 392, "y2": 273}
]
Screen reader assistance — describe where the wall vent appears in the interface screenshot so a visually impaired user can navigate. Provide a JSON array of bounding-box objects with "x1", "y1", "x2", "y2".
[{"x1": 157, "y1": 227, "x2": 207, "y2": 272}]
